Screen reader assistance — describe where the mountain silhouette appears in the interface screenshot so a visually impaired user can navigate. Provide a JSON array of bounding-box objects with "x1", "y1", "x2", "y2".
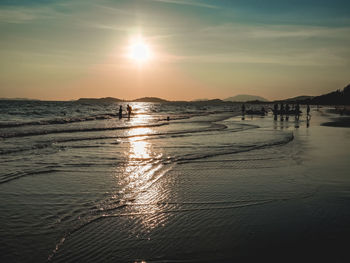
[{"x1": 224, "y1": 94, "x2": 268, "y2": 102}]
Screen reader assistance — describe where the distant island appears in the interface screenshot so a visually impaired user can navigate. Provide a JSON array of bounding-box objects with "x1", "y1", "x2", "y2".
[
  {"x1": 224, "y1": 94, "x2": 268, "y2": 102},
  {"x1": 77, "y1": 97, "x2": 123, "y2": 103},
  {"x1": 132, "y1": 97, "x2": 169, "y2": 103},
  {"x1": 2, "y1": 84, "x2": 349, "y2": 105},
  {"x1": 282, "y1": 95, "x2": 314, "y2": 102},
  {"x1": 60, "y1": 84, "x2": 350, "y2": 105}
]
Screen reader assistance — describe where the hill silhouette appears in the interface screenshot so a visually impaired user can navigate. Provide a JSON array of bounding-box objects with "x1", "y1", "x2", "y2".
[
  {"x1": 278, "y1": 84, "x2": 350, "y2": 105},
  {"x1": 224, "y1": 94, "x2": 268, "y2": 102},
  {"x1": 77, "y1": 97, "x2": 122, "y2": 103},
  {"x1": 282, "y1": 95, "x2": 314, "y2": 102},
  {"x1": 132, "y1": 97, "x2": 169, "y2": 103},
  {"x1": 308, "y1": 84, "x2": 350, "y2": 105},
  {"x1": 73, "y1": 84, "x2": 350, "y2": 105}
]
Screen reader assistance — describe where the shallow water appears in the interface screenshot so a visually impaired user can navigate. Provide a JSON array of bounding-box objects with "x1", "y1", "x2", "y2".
[{"x1": 0, "y1": 101, "x2": 349, "y2": 262}]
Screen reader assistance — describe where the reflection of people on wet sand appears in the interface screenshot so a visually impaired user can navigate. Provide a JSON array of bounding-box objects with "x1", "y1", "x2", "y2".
[
  {"x1": 127, "y1": 104, "x2": 132, "y2": 119},
  {"x1": 307, "y1": 115, "x2": 310, "y2": 128},
  {"x1": 295, "y1": 103, "x2": 300, "y2": 120},
  {"x1": 241, "y1": 103, "x2": 245, "y2": 120},
  {"x1": 294, "y1": 117, "x2": 300, "y2": 128},
  {"x1": 119, "y1": 105, "x2": 123, "y2": 119}
]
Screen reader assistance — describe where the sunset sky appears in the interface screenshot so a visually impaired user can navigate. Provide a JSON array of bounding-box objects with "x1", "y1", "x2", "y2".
[{"x1": 0, "y1": 0, "x2": 349, "y2": 101}]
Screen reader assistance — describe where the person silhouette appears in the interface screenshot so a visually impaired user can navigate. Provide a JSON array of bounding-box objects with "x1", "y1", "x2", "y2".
[
  {"x1": 286, "y1": 104, "x2": 290, "y2": 114},
  {"x1": 127, "y1": 104, "x2": 132, "y2": 119},
  {"x1": 307, "y1": 104, "x2": 310, "y2": 116},
  {"x1": 280, "y1": 103, "x2": 284, "y2": 115},
  {"x1": 119, "y1": 105, "x2": 123, "y2": 119}
]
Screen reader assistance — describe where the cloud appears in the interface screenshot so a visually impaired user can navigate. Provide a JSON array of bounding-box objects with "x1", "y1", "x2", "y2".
[
  {"x1": 148, "y1": 0, "x2": 218, "y2": 9},
  {"x1": 177, "y1": 49, "x2": 348, "y2": 66},
  {"x1": 0, "y1": 1, "x2": 82, "y2": 24},
  {"x1": 162, "y1": 23, "x2": 350, "y2": 66},
  {"x1": 199, "y1": 23, "x2": 350, "y2": 40},
  {"x1": 0, "y1": 6, "x2": 50, "y2": 23}
]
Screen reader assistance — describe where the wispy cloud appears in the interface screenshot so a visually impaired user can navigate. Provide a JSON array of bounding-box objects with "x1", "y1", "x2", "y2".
[
  {"x1": 148, "y1": 0, "x2": 218, "y2": 9},
  {"x1": 177, "y1": 49, "x2": 348, "y2": 66},
  {"x1": 199, "y1": 24, "x2": 350, "y2": 40},
  {"x1": 163, "y1": 23, "x2": 350, "y2": 66},
  {"x1": 0, "y1": 6, "x2": 51, "y2": 23}
]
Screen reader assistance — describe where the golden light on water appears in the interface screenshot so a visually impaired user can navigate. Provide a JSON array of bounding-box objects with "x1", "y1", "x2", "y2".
[
  {"x1": 127, "y1": 113, "x2": 153, "y2": 160},
  {"x1": 129, "y1": 137, "x2": 151, "y2": 160},
  {"x1": 121, "y1": 114, "x2": 172, "y2": 230}
]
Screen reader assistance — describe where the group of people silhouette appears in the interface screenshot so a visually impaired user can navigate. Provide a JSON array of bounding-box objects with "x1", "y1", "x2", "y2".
[
  {"x1": 241, "y1": 102, "x2": 311, "y2": 127},
  {"x1": 118, "y1": 104, "x2": 132, "y2": 119}
]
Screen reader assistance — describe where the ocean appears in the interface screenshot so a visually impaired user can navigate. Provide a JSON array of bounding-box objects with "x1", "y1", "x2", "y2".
[{"x1": 1, "y1": 100, "x2": 349, "y2": 262}]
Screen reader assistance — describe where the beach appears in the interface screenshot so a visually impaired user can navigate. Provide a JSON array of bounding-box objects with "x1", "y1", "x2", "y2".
[{"x1": 0, "y1": 101, "x2": 349, "y2": 262}]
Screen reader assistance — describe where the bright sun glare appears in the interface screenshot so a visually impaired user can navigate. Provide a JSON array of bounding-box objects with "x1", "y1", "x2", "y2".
[{"x1": 128, "y1": 37, "x2": 152, "y2": 64}]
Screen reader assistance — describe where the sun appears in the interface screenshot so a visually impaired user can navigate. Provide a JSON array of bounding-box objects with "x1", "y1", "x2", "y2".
[{"x1": 128, "y1": 37, "x2": 152, "y2": 64}]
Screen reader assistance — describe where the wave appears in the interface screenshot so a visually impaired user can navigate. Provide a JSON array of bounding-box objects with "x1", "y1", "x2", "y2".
[
  {"x1": 0, "y1": 143, "x2": 53, "y2": 155},
  {"x1": 0, "y1": 130, "x2": 293, "y2": 186},
  {"x1": 0, "y1": 168, "x2": 58, "y2": 185},
  {"x1": 174, "y1": 132, "x2": 294, "y2": 164},
  {"x1": 0, "y1": 114, "x2": 120, "y2": 128},
  {"x1": 0, "y1": 122, "x2": 232, "y2": 156},
  {"x1": 0, "y1": 107, "x2": 227, "y2": 129},
  {"x1": 0, "y1": 123, "x2": 169, "y2": 139}
]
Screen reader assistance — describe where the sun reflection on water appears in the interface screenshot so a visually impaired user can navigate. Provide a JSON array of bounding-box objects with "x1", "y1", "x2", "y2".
[
  {"x1": 129, "y1": 139, "x2": 151, "y2": 160},
  {"x1": 118, "y1": 112, "x2": 172, "y2": 231}
]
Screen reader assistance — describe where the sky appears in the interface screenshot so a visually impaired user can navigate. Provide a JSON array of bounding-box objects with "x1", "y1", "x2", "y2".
[{"x1": 0, "y1": 0, "x2": 349, "y2": 101}]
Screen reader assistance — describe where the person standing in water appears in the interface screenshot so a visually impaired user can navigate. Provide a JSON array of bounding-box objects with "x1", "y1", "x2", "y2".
[
  {"x1": 280, "y1": 103, "x2": 284, "y2": 115},
  {"x1": 273, "y1": 103, "x2": 278, "y2": 121},
  {"x1": 127, "y1": 104, "x2": 132, "y2": 119},
  {"x1": 307, "y1": 104, "x2": 310, "y2": 116},
  {"x1": 285, "y1": 104, "x2": 290, "y2": 113},
  {"x1": 118, "y1": 105, "x2": 123, "y2": 119},
  {"x1": 241, "y1": 103, "x2": 246, "y2": 120}
]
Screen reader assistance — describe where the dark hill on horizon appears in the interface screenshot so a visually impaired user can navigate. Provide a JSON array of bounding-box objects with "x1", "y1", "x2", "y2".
[
  {"x1": 132, "y1": 97, "x2": 169, "y2": 103},
  {"x1": 224, "y1": 94, "x2": 268, "y2": 102},
  {"x1": 71, "y1": 84, "x2": 350, "y2": 105},
  {"x1": 308, "y1": 84, "x2": 350, "y2": 105},
  {"x1": 77, "y1": 97, "x2": 123, "y2": 103},
  {"x1": 282, "y1": 95, "x2": 314, "y2": 102},
  {"x1": 278, "y1": 84, "x2": 350, "y2": 105}
]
